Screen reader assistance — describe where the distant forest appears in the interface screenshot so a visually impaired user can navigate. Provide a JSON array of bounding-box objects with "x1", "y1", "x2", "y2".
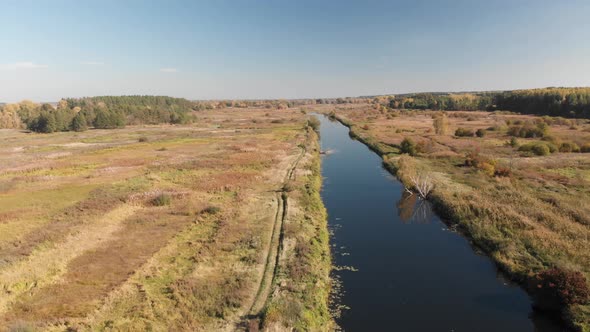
[
  {"x1": 379, "y1": 87, "x2": 590, "y2": 118},
  {"x1": 0, "y1": 96, "x2": 315, "y2": 132},
  {"x1": 0, "y1": 96, "x2": 198, "y2": 133},
  {"x1": 1, "y1": 88, "x2": 590, "y2": 132}
]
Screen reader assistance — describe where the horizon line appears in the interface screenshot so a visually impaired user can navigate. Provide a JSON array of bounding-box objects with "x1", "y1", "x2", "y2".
[{"x1": 2, "y1": 85, "x2": 590, "y2": 104}]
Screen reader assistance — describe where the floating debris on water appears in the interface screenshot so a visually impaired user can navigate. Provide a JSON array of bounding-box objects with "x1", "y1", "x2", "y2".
[{"x1": 333, "y1": 265, "x2": 358, "y2": 272}]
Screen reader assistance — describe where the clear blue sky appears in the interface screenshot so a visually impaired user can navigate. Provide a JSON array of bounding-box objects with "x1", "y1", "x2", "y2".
[{"x1": 1, "y1": 0, "x2": 590, "y2": 102}]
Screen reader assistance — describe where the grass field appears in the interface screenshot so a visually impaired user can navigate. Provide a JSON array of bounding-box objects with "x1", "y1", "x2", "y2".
[
  {"x1": 320, "y1": 104, "x2": 590, "y2": 331},
  {"x1": 0, "y1": 109, "x2": 331, "y2": 331}
]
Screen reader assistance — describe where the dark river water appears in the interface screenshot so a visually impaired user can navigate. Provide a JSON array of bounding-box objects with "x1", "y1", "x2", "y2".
[{"x1": 316, "y1": 115, "x2": 565, "y2": 332}]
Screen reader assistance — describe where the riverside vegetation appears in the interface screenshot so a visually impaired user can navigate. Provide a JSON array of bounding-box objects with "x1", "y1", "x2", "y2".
[
  {"x1": 320, "y1": 99, "x2": 590, "y2": 331},
  {"x1": 2, "y1": 88, "x2": 590, "y2": 331},
  {"x1": 0, "y1": 107, "x2": 331, "y2": 331}
]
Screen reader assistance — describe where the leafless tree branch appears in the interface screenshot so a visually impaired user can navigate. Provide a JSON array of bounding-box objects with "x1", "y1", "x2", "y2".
[{"x1": 409, "y1": 175, "x2": 434, "y2": 199}]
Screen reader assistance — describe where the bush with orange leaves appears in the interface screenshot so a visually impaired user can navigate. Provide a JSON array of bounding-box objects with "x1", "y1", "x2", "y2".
[
  {"x1": 464, "y1": 148, "x2": 497, "y2": 177},
  {"x1": 529, "y1": 268, "x2": 590, "y2": 311}
]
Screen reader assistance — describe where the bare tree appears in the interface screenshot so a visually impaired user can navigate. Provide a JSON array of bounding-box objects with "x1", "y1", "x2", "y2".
[{"x1": 409, "y1": 175, "x2": 434, "y2": 199}]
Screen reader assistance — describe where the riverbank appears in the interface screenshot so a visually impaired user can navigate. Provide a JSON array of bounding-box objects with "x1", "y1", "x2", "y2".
[
  {"x1": 261, "y1": 125, "x2": 333, "y2": 331},
  {"x1": 327, "y1": 109, "x2": 590, "y2": 331}
]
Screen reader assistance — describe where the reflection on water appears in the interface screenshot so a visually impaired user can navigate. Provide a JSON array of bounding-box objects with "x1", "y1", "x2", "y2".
[{"x1": 396, "y1": 191, "x2": 434, "y2": 224}]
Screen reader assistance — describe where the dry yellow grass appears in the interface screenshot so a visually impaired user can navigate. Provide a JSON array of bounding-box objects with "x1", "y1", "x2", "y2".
[
  {"x1": 0, "y1": 204, "x2": 139, "y2": 314},
  {"x1": 0, "y1": 108, "x2": 331, "y2": 331}
]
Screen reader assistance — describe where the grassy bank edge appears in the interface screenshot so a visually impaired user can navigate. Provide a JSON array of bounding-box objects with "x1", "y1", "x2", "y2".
[
  {"x1": 330, "y1": 113, "x2": 587, "y2": 332},
  {"x1": 260, "y1": 126, "x2": 334, "y2": 331}
]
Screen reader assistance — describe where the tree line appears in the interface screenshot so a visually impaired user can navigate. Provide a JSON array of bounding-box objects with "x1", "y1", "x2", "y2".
[
  {"x1": 0, "y1": 96, "x2": 325, "y2": 132},
  {"x1": 0, "y1": 96, "x2": 197, "y2": 133},
  {"x1": 379, "y1": 88, "x2": 590, "y2": 118},
  {"x1": 64, "y1": 96, "x2": 197, "y2": 127}
]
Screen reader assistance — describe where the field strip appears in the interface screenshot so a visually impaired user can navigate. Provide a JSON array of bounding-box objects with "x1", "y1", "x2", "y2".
[
  {"x1": 247, "y1": 192, "x2": 284, "y2": 315},
  {"x1": 80, "y1": 217, "x2": 218, "y2": 329},
  {"x1": 249, "y1": 146, "x2": 306, "y2": 315},
  {"x1": 0, "y1": 204, "x2": 140, "y2": 314},
  {"x1": 229, "y1": 145, "x2": 306, "y2": 331}
]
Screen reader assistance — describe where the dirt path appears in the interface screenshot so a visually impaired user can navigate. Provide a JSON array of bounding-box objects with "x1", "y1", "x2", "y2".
[{"x1": 229, "y1": 145, "x2": 306, "y2": 331}]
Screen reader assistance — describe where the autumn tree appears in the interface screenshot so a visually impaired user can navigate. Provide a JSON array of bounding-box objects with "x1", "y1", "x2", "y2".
[
  {"x1": 0, "y1": 105, "x2": 23, "y2": 129},
  {"x1": 432, "y1": 113, "x2": 449, "y2": 135}
]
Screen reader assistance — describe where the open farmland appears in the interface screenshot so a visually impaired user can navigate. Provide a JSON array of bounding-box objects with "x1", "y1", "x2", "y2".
[
  {"x1": 322, "y1": 104, "x2": 590, "y2": 330},
  {"x1": 0, "y1": 109, "x2": 331, "y2": 331}
]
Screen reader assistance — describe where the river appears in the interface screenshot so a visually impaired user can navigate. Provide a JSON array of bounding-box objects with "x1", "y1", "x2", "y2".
[{"x1": 316, "y1": 114, "x2": 564, "y2": 331}]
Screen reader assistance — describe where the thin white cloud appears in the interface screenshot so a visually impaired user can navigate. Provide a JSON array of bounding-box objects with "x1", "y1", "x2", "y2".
[
  {"x1": 0, "y1": 62, "x2": 48, "y2": 70},
  {"x1": 80, "y1": 61, "x2": 104, "y2": 65},
  {"x1": 160, "y1": 68, "x2": 178, "y2": 73}
]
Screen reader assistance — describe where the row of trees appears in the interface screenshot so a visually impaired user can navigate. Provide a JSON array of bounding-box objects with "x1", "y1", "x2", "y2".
[
  {"x1": 378, "y1": 88, "x2": 590, "y2": 118},
  {"x1": 18, "y1": 105, "x2": 126, "y2": 133},
  {"x1": 494, "y1": 88, "x2": 590, "y2": 118},
  {"x1": 0, "y1": 96, "x2": 326, "y2": 132},
  {"x1": 0, "y1": 96, "x2": 197, "y2": 133},
  {"x1": 27, "y1": 108, "x2": 90, "y2": 133},
  {"x1": 64, "y1": 96, "x2": 196, "y2": 126},
  {"x1": 387, "y1": 93, "x2": 494, "y2": 111}
]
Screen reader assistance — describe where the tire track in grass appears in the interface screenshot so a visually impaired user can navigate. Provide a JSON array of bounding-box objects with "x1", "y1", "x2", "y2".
[{"x1": 232, "y1": 145, "x2": 306, "y2": 331}]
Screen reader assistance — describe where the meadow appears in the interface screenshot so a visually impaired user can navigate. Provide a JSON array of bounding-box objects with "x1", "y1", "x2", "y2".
[
  {"x1": 0, "y1": 109, "x2": 331, "y2": 331},
  {"x1": 321, "y1": 104, "x2": 590, "y2": 330}
]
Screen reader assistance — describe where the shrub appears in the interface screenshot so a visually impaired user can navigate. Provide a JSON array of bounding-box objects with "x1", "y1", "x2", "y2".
[
  {"x1": 508, "y1": 137, "x2": 519, "y2": 148},
  {"x1": 415, "y1": 140, "x2": 431, "y2": 154},
  {"x1": 455, "y1": 127, "x2": 474, "y2": 137},
  {"x1": 464, "y1": 149, "x2": 483, "y2": 167},
  {"x1": 479, "y1": 162, "x2": 495, "y2": 176},
  {"x1": 559, "y1": 142, "x2": 580, "y2": 153},
  {"x1": 395, "y1": 154, "x2": 417, "y2": 187},
  {"x1": 432, "y1": 113, "x2": 449, "y2": 135},
  {"x1": 307, "y1": 117, "x2": 320, "y2": 133},
  {"x1": 518, "y1": 142, "x2": 552, "y2": 156},
  {"x1": 507, "y1": 123, "x2": 548, "y2": 138},
  {"x1": 400, "y1": 137, "x2": 417, "y2": 156},
  {"x1": 581, "y1": 143, "x2": 590, "y2": 153},
  {"x1": 169, "y1": 111, "x2": 191, "y2": 124},
  {"x1": 475, "y1": 128, "x2": 486, "y2": 137},
  {"x1": 545, "y1": 142, "x2": 558, "y2": 153},
  {"x1": 529, "y1": 268, "x2": 590, "y2": 311},
  {"x1": 541, "y1": 134, "x2": 559, "y2": 144},
  {"x1": 202, "y1": 206, "x2": 221, "y2": 215},
  {"x1": 152, "y1": 193, "x2": 171, "y2": 206},
  {"x1": 494, "y1": 166, "x2": 511, "y2": 177}
]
